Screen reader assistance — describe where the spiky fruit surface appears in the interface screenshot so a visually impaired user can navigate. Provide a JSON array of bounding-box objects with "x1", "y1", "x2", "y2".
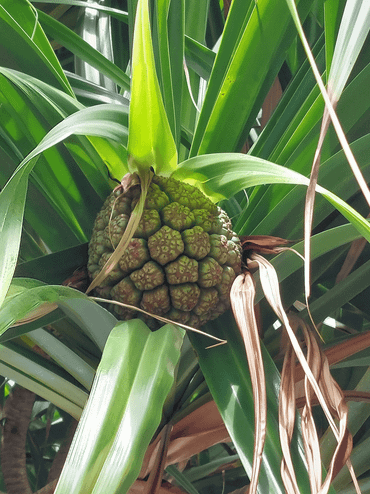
[{"x1": 88, "y1": 175, "x2": 241, "y2": 328}]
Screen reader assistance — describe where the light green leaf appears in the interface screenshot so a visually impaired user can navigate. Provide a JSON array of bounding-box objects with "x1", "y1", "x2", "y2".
[
  {"x1": 27, "y1": 328, "x2": 95, "y2": 390},
  {"x1": 0, "y1": 341, "x2": 88, "y2": 418},
  {"x1": 184, "y1": 35, "x2": 215, "y2": 81},
  {"x1": 324, "y1": 0, "x2": 345, "y2": 75},
  {"x1": 0, "y1": 360, "x2": 85, "y2": 419},
  {"x1": 55, "y1": 320, "x2": 184, "y2": 494},
  {"x1": 0, "y1": 158, "x2": 35, "y2": 309},
  {"x1": 128, "y1": 0, "x2": 177, "y2": 176},
  {"x1": 327, "y1": 1, "x2": 370, "y2": 100},
  {"x1": 0, "y1": 282, "x2": 87, "y2": 337}
]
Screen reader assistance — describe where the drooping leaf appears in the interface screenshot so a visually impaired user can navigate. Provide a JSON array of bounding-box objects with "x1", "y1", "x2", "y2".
[{"x1": 0, "y1": 0, "x2": 73, "y2": 95}]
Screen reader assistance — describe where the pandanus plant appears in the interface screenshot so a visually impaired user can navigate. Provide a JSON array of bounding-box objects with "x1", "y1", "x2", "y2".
[{"x1": 1, "y1": 0, "x2": 370, "y2": 493}]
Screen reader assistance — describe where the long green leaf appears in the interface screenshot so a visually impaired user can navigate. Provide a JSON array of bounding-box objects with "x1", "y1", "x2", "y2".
[
  {"x1": 327, "y1": 1, "x2": 370, "y2": 100},
  {"x1": 0, "y1": 102, "x2": 129, "y2": 309},
  {"x1": 0, "y1": 158, "x2": 35, "y2": 308},
  {"x1": 37, "y1": 9, "x2": 131, "y2": 91},
  {"x1": 0, "y1": 282, "x2": 87, "y2": 337},
  {"x1": 189, "y1": 312, "x2": 312, "y2": 493},
  {"x1": 0, "y1": 0, "x2": 73, "y2": 95},
  {"x1": 0, "y1": 341, "x2": 88, "y2": 417},
  {"x1": 54, "y1": 320, "x2": 184, "y2": 494},
  {"x1": 190, "y1": 0, "x2": 312, "y2": 156},
  {"x1": 128, "y1": 0, "x2": 177, "y2": 175},
  {"x1": 0, "y1": 360, "x2": 85, "y2": 419},
  {"x1": 152, "y1": 0, "x2": 184, "y2": 148},
  {"x1": 30, "y1": 0, "x2": 129, "y2": 23}
]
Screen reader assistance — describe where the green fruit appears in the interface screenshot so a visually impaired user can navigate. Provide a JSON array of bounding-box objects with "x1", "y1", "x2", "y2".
[{"x1": 88, "y1": 175, "x2": 241, "y2": 327}]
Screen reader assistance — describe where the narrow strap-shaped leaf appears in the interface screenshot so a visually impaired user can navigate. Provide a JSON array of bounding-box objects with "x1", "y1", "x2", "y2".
[
  {"x1": 0, "y1": 283, "x2": 88, "y2": 338},
  {"x1": 0, "y1": 102, "x2": 130, "y2": 310},
  {"x1": 0, "y1": 360, "x2": 84, "y2": 419},
  {"x1": 26, "y1": 328, "x2": 95, "y2": 390},
  {"x1": 0, "y1": 342, "x2": 88, "y2": 415},
  {"x1": 0, "y1": 1, "x2": 73, "y2": 95},
  {"x1": 32, "y1": 0, "x2": 129, "y2": 23},
  {"x1": 37, "y1": 9, "x2": 131, "y2": 92},
  {"x1": 0, "y1": 158, "x2": 34, "y2": 308},
  {"x1": 152, "y1": 0, "x2": 184, "y2": 148},
  {"x1": 190, "y1": 0, "x2": 312, "y2": 156},
  {"x1": 184, "y1": 36, "x2": 215, "y2": 81}
]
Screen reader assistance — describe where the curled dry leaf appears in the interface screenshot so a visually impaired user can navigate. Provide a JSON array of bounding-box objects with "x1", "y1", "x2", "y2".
[
  {"x1": 240, "y1": 235, "x2": 292, "y2": 256},
  {"x1": 297, "y1": 317, "x2": 322, "y2": 494},
  {"x1": 86, "y1": 171, "x2": 152, "y2": 294},
  {"x1": 249, "y1": 253, "x2": 360, "y2": 493},
  {"x1": 295, "y1": 330, "x2": 370, "y2": 383},
  {"x1": 290, "y1": 315, "x2": 358, "y2": 494},
  {"x1": 279, "y1": 333, "x2": 300, "y2": 494},
  {"x1": 296, "y1": 390, "x2": 370, "y2": 408},
  {"x1": 230, "y1": 273, "x2": 266, "y2": 494},
  {"x1": 336, "y1": 226, "x2": 369, "y2": 283},
  {"x1": 251, "y1": 253, "x2": 339, "y2": 436}
]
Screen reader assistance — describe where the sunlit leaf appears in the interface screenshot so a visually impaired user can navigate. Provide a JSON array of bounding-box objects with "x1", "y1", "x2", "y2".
[{"x1": 55, "y1": 320, "x2": 184, "y2": 494}]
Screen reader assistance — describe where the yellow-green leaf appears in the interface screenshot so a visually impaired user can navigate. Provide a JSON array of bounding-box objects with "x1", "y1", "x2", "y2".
[{"x1": 128, "y1": 0, "x2": 177, "y2": 176}]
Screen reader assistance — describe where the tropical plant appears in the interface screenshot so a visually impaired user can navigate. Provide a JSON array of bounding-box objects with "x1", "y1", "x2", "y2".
[{"x1": 1, "y1": 0, "x2": 370, "y2": 493}]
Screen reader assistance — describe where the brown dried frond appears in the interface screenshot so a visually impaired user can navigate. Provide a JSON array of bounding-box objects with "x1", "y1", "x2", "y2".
[
  {"x1": 139, "y1": 400, "x2": 229, "y2": 479},
  {"x1": 291, "y1": 315, "x2": 358, "y2": 494},
  {"x1": 142, "y1": 423, "x2": 173, "y2": 494},
  {"x1": 230, "y1": 272, "x2": 266, "y2": 494},
  {"x1": 246, "y1": 253, "x2": 360, "y2": 493}
]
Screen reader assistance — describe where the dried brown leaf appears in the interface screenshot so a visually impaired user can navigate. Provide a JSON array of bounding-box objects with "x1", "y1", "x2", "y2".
[
  {"x1": 251, "y1": 253, "x2": 339, "y2": 437},
  {"x1": 294, "y1": 331, "x2": 370, "y2": 383},
  {"x1": 279, "y1": 338, "x2": 300, "y2": 494},
  {"x1": 86, "y1": 171, "x2": 152, "y2": 294},
  {"x1": 291, "y1": 316, "x2": 358, "y2": 494},
  {"x1": 142, "y1": 423, "x2": 173, "y2": 494},
  {"x1": 303, "y1": 108, "x2": 332, "y2": 300},
  {"x1": 336, "y1": 235, "x2": 368, "y2": 283},
  {"x1": 241, "y1": 235, "x2": 291, "y2": 256},
  {"x1": 139, "y1": 400, "x2": 229, "y2": 478},
  {"x1": 297, "y1": 390, "x2": 370, "y2": 407},
  {"x1": 10, "y1": 302, "x2": 58, "y2": 326},
  {"x1": 296, "y1": 318, "x2": 325, "y2": 493},
  {"x1": 230, "y1": 273, "x2": 266, "y2": 494}
]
